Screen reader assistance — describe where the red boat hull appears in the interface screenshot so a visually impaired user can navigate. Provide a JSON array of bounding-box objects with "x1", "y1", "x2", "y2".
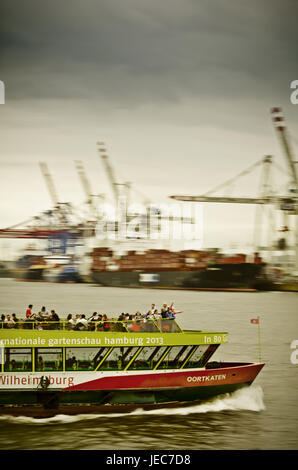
[{"x1": 63, "y1": 362, "x2": 264, "y2": 392}]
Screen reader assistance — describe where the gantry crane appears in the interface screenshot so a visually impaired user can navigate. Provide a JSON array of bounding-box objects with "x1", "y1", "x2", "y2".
[
  {"x1": 38, "y1": 162, "x2": 83, "y2": 253},
  {"x1": 169, "y1": 109, "x2": 298, "y2": 271}
]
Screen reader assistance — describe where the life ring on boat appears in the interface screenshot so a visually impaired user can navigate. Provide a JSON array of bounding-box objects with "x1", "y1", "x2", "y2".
[{"x1": 39, "y1": 375, "x2": 50, "y2": 390}]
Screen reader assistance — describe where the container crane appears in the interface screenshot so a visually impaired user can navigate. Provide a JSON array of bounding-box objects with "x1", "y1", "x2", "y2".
[{"x1": 39, "y1": 162, "x2": 82, "y2": 254}]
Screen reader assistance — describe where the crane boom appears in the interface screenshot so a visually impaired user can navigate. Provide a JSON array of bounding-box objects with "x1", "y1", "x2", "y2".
[
  {"x1": 75, "y1": 160, "x2": 93, "y2": 205},
  {"x1": 39, "y1": 162, "x2": 59, "y2": 207},
  {"x1": 97, "y1": 142, "x2": 119, "y2": 204},
  {"x1": 271, "y1": 107, "x2": 298, "y2": 189},
  {"x1": 170, "y1": 195, "x2": 277, "y2": 204}
]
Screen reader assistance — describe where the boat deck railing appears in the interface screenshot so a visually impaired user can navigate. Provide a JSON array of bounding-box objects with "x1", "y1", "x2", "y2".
[{"x1": 0, "y1": 319, "x2": 183, "y2": 334}]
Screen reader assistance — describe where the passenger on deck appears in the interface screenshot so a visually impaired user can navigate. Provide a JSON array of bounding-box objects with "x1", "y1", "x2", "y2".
[
  {"x1": 88, "y1": 312, "x2": 100, "y2": 330},
  {"x1": 161, "y1": 306, "x2": 169, "y2": 319},
  {"x1": 5, "y1": 315, "x2": 15, "y2": 329},
  {"x1": 150, "y1": 304, "x2": 156, "y2": 314},
  {"x1": 135, "y1": 311, "x2": 143, "y2": 321},
  {"x1": 153, "y1": 309, "x2": 161, "y2": 319},
  {"x1": 95, "y1": 314, "x2": 104, "y2": 331},
  {"x1": 49, "y1": 310, "x2": 60, "y2": 330},
  {"x1": 89, "y1": 312, "x2": 100, "y2": 322},
  {"x1": 67, "y1": 313, "x2": 75, "y2": 329},
  {"x1": 166, "y1": 309, "x2": 176, "y2": 320},
  {"x1": 146, "y1": 310, "x2": 154, "y2": 320},
  {"x1": 39, "y1": 306, "x2": 49, "y2": 319},
  {"x1": 36, "y1": 310, "x2": 45, "y2": 322},
  {"x1": 26, "y1": 304, "x2": 33, "y2": 319},
  {"x1": 75, "y1": 314, "x2": 88, "y2": 330},
  {"x1": 102, "y1": 314, "x2": 110, "y2": 331},
  {"x1": 12, "y1": 313, "x2": 19, "y2": 327}
]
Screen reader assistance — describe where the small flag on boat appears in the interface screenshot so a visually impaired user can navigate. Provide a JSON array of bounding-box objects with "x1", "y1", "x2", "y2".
[{"x1": 250, "y1": 318, "x2": 259, "y2": 324}]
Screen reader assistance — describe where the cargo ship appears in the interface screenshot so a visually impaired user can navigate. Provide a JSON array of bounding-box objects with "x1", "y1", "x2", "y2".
[
  {"x1": 0, "y1": 316, "x2": 264, "y2": 417},
  {"x1": 90, "y1": 248, "x2": 266, "y2": 291}
]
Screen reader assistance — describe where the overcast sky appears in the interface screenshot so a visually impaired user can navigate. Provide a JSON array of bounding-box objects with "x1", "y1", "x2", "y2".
[{"x1": 0, "y1": 0, "x2": 298, "y2": 257}]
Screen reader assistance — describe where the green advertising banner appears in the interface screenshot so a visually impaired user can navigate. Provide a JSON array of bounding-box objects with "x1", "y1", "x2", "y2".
[{"x1": 0, "y1": 329, "x2": 228, "y2": 348}]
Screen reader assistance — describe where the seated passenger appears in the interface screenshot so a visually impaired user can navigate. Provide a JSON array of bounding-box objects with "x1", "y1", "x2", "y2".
[
  {"x1": 50, "y1": 310, "x2": 60, "y2": 321},
  {"x1": 12, "y1": 313, "x2": 19, "y2": 328},
  {"x1": 66, "y1": 313, "x2": 75, "y2": 330},
  {"x1": 88, "y1": 312, "x2": 100, "y2": 330},
  {"x1": 0, "y1": 314, "x2": 5, "y2": 327},
  {"x1": 146, "y1": 310, "x2": 154, "y2": 320},
  {"x1": 48, "y1": 310, "x2": 60, "y2": 329},
  {"x1": 88, "y1": 312, "x2": 99, "y2": 321},
  {"x1": 150, "y1": 303, "x2": 156, "y2": 314},
  {"x1": 5, "y1": 315, "x2": 15, "y2": 329},
  {"x1": 102, "y1": 314, "x2": 110, "y2": 331},
  {"x1": 161, "y1": 307, "x2": 168, "y2": 319},
  {"x1": 153, "y1": 309, "x2": 161, "y2": 319},
  {"x1": 39, "y1": 306, "x2": 49, "y2": 319},
  {"x1": 37, "y1": 356, "x2": 44, "y2": 371},
  {"x1": 135, "y1": 311, "x2": 143, "y2": 321},
  {"x1": 75, "y1": 314, "x2": 88, "y2": 331},
  {"x1": 166, "y1": 310, "x2": 176, "y2": 320},
  {"x1": 36, "y1": 311, "x2": 44, "y2": 322},
  {"x1": 9, "y1": 359, "x2": 17, "y2": 371}
]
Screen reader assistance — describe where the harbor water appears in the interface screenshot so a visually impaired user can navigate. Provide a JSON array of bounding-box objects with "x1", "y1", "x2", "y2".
[{"x1": 0, "y1": 278, "x2": 297, "y2": 450}]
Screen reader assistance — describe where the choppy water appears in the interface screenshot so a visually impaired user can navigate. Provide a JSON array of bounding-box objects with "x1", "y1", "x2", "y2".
[{"x1": 0, "y1": 278, "x2": 297, "y2": 450}]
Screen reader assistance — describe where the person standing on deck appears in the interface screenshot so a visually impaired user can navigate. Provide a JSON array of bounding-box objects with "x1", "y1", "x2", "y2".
[{"x1": 26, "y1": 304, "x2": 33, "y2": 319}]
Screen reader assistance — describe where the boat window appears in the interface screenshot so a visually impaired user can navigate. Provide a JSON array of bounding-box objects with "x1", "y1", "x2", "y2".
[
  {"x1": 128, "y1": 346, "x2": 168, "y2": 370},
  {"x1": 182, "y1": 345, "x2": 209, "y2": 368},
  {"x1": 4, "y1": 348, "x2": 32, "y2": 372},
  {"x1": 65, "y1": 347, "x2": 110, "y2": 371},
  {"x1": 199, "y1": 344, "x2": 219, "y2": 365},
  {"x1": 99, "y1": 347, "x2": 140, "y2": 370},
  {"x1": 125, "y1": 320, "x2": 160, "y2": 333},
  {"x1": 157, "y1": 345, "x2": 194, "y2": 369},
  {"x1": 183, "y1": 344, "x2": 219, "y2": 368},
  {"x1": 157, "y1": 319, "x2": 181, "y2": 333},
  {"x1": 35, "y1": 348, "x2": 63, "y2": 372}
]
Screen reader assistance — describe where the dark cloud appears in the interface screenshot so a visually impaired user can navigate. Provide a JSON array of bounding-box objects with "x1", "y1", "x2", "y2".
[{"x1": 1, "y1": 0, "x2": 297, "y2": 105}]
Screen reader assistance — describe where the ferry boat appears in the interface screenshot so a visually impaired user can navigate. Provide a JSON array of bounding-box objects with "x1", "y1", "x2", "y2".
[{"x1": 0, "y1": 317, "x2": 264, "y2": 417}]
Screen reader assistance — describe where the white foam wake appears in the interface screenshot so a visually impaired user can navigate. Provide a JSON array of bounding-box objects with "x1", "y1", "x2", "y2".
[{"x1": 0, "y1": 386, "x2": 265, "y2": 425}]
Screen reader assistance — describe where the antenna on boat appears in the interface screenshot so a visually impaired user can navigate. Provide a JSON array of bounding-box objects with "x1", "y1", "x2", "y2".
[{"x1": 250, "y1": 316, "x2": 262, "y2": 362}]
